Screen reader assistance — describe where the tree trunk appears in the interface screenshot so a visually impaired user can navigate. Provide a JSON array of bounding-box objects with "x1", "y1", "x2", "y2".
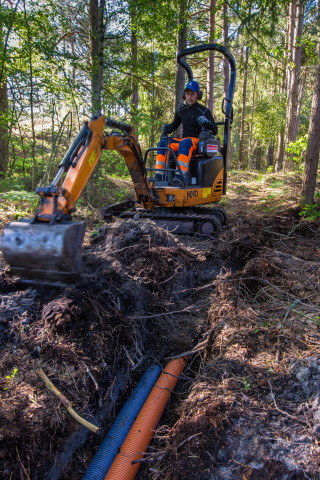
[
  {"x1": 283, "y1": 0, "x2": 304, "y2": 171},
  {"x1": 175, "y1": 0, "x2": 187, "y2": 113},
  {"x1": 150, "y1": 49, "x2": 156, "y2": 149},
  {"x1": 301, "y1": 45, "x2": 320, "y2": 206},
  {"x1": 223, "y1": 1, "x2": 231, "y2": 167},
  {"x1": 0, "y1": 78, "x2": 8, "y2": 178},
  {"x1": 0, "y1": 3, "x2": 9, "y2": 178},
  {"x1": 248, "y1": 58, "x2": 258, "y2": 169},
  {"x1": 223, "y1": 1, "x2": 229, "y2": 99},
  {"x1": 294, "y1": 68, "x2": 306, "y2": 140},
  {"x1": 89, "y1": 0, "x2": 105, "y2": 116},
  {"x1": 275, "y1": 64, "x2": 287, "y2": 171},
  {"x1": 275, "y1": 131, "x2": 285, "y2": 171},
  {"x1": 129, "y1": 1, "x2": 138, "y2": 117},
  {"x1": 239, "y1": 45, "x2": 249, "y2": 169},
  {"x1": 267, "y1": 141, "x2": 274, "y2": 169},
  {"x1": 0, "y1": 4, "x2": 8, "y2": 178},
  {"x1": 23, "y1": 0, "x2": 36, "y2": 188},
  {"x1": 255, "y1": 145, "x2": 262, "y2": 171},
  {"x1": 206, "y1": 0, "x2": 215, "y2": 111}
]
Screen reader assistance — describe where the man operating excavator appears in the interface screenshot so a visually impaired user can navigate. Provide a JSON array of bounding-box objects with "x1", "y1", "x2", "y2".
[
  {"x1": 1, "y1": 43, "x2": 235, "y2": 287},
  {"x1": 154, "y1": 80, "x2": 218, "y2": 185}
]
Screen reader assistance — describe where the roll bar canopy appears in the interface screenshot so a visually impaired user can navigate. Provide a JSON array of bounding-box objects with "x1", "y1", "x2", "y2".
[
  {"x1": 177, "y1": 43, "x2": 236, "y2": 120},
  {"x1": 177, "y1": 43, "x2": 236, "y2": 195}
]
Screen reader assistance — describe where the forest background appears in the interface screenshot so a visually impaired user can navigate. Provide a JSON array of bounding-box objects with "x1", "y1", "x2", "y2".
[{"x1": 0, "y1": 0, "x2": 319, "y2": 213}]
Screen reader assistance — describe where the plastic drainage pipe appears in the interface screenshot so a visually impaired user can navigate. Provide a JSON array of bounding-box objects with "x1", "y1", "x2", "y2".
[
  {"x1": 82, "y1": 364, "x2": 161, "y2": 480},
  {"x1": 104, "y1": 356, "x2": 188, "y2": 480}
]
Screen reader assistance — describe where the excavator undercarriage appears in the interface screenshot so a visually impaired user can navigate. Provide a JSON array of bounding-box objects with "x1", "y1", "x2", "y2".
[{"x1": 102, "y1": 204, "x2": 227, "y2": 235}]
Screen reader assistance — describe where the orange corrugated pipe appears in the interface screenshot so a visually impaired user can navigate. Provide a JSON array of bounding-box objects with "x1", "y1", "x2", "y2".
[{"x1": 104, "y1": 356, "x2": 188, "y2": 480}]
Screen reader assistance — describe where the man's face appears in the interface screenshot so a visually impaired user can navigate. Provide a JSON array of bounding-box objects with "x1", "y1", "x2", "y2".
[{"x1": 185, "y1": 89, "x2": 198, "y2": 106}]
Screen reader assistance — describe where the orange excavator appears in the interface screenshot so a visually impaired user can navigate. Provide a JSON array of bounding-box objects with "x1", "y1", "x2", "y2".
[{"x1": 0, "y1": 43, "x2": 236, "y2": 286}]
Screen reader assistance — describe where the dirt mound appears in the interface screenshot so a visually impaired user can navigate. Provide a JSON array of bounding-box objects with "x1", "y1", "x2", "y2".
[
  {"x1": 146, "y1": 207, "x2": 320, "y2": 480},
  {"x1": 0, "y1": 217, "x2": 216, "y2": 479}
]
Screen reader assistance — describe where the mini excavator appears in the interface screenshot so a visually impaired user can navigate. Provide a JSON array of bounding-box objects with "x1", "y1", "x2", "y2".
[{"x1": 0, "y1": 43, "x2": 236, "y2": 286}]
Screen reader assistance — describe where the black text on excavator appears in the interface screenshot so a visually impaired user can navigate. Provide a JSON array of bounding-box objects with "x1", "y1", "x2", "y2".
[{"x1": 0, "y1": 43, "x2": 236, "y2": 286}]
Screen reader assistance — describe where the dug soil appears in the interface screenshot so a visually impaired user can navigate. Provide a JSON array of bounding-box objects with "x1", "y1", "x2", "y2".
[{"x1": 0, "y1": 172, "x2": 319, "y2": 480}]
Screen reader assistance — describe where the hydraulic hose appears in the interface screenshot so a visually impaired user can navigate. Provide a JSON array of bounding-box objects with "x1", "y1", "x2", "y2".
[
  {"x1": 104, "y1": 356, "x2": 188, "y2": 480},
  {"x1": 82, "y1": 365, "x2": 161, "y2": 480}
]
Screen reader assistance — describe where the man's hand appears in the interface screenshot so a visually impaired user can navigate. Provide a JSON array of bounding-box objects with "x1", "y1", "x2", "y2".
[
  {"x1": 197, "y1": 116, "x2": 211, "y2": 127},
  {"x1": 162, "y1": 123, "x2": 171, "y2": 135}
]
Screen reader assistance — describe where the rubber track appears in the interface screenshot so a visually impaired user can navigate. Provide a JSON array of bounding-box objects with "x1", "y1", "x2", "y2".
[
  {"x1": 120, "y1": 206, "x2": 227, "y2": 224},
  {"x1": 119, "y1": 206, "x2": 227, "y2": 234}
]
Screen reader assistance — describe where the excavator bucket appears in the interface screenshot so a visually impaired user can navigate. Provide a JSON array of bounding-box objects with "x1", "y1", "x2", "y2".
[{"x1": 0, "y1": 221, "x2": 86, "y2": 286}]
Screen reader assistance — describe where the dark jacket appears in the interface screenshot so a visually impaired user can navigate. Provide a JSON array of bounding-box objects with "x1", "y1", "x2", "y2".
[{"x1": 166, "y1": 102, "x2": 218, "y2": 138}]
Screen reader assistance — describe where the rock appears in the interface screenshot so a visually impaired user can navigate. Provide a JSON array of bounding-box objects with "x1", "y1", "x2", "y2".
[
  {"x1": 313, "y1": 410, "x2": 320, "y2": 424},
  {"x1": 291, "y1": 434, "x2": 312, "y2": 444},
  {"x1": 312, "y1": 393, "x2": 320, "y2": 409},
  {"x1": 312, "y1": 424, "x2": 320, "y2": 438},
  {"x1": 296, "y1": 367, "x2": 311, "y2": 383},
  {"x1": 217, "y1": 448, "x2": 228, "y2": 462}
]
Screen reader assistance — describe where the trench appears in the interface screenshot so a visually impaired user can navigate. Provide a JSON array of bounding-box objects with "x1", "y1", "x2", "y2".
[{"x1": 0, "y1": 217, "x2": 232, "y2": 480}]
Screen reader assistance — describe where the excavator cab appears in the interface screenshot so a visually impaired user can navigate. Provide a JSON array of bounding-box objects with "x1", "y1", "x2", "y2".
[{"x1": 142, "y1": 43, "x2": 236, "y2": 209}]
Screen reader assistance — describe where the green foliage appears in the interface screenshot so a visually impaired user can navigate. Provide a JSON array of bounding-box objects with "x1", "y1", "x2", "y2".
[
  {"x1": 0, "y1": 179, "x2": 25, "y2": 193},
  {"x1": 270, "y1": 180, "x2": 285, "y2": 188},
  {"x1": 90, "y1": 220, "x2": 104, "y2": 238},
  {"x1": 259, "y1": 192, "x2": 278, "y2": 201},
  {"x1": 242, "y1": 377, "x2": 251, "y2": 391},
  {"x1": 0, "y1": 189, "x2": 38, "y2": 206},
  {"x1": 285, "y1": 135, "x2": 308, "y2": 171},
  {"x1": 132, "y1": 110, "x2": 162, "y2": 142},
  {"x1": 2, "y1": 368, "x2": 18, "y2": 390},
  {"x1": 0, "y1": 0, "x2": 318, "y2": 193},
  {"x1": 311, "y1": 316, "x2": 320, "y2": 327},
  {"x1": 302, "y1": 36, "x2": 319, "y2": 66},
  {"x1": 100, "y1": 151, "x2": 130, "y2": 178},
  {"x1": 253, "y1": 93, "x2": 286, "y2": 144},
  {"x1": 299, "y1": 197, "x2": 320, "y2": 221},
  {"x1": 256, "y1": 173, "x2": 265, "y2": 183},
  {"x1": 270, "y1": 44, "x2": 285, "y2": 62},
  {"x1": 115, "y1": 188, "x2": 129, "y2": 202},
  {"x1": 0, "y1": 187, "x2": 39, "y2": 219}
]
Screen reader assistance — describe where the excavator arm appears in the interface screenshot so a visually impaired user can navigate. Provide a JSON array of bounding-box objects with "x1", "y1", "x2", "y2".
[
  {"x1": 0, "y1": 115, "x2": 154, "y2": 286},
  {"x1": 103, "y1": 118, "x2": 156, "y2": 209},
  {"x1": 26, "y1": 115, "x2": 155, "y2": 224},
  {"x1": 34, "y1": 116, "x2": 105, "y2": 222}
]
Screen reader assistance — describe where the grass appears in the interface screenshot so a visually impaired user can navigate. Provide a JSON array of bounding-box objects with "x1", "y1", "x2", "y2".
[
  {"x1": 270, "y1": 180, "x2": 285, "y2": 188},
  {"x1": 0, "y1": 191, "x2": 39, "y2": 221}
]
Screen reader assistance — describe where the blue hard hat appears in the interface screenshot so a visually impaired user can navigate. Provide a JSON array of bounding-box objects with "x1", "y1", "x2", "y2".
[{"x1": 184, "y1": 80, "x2": 200, "y2": 92}]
